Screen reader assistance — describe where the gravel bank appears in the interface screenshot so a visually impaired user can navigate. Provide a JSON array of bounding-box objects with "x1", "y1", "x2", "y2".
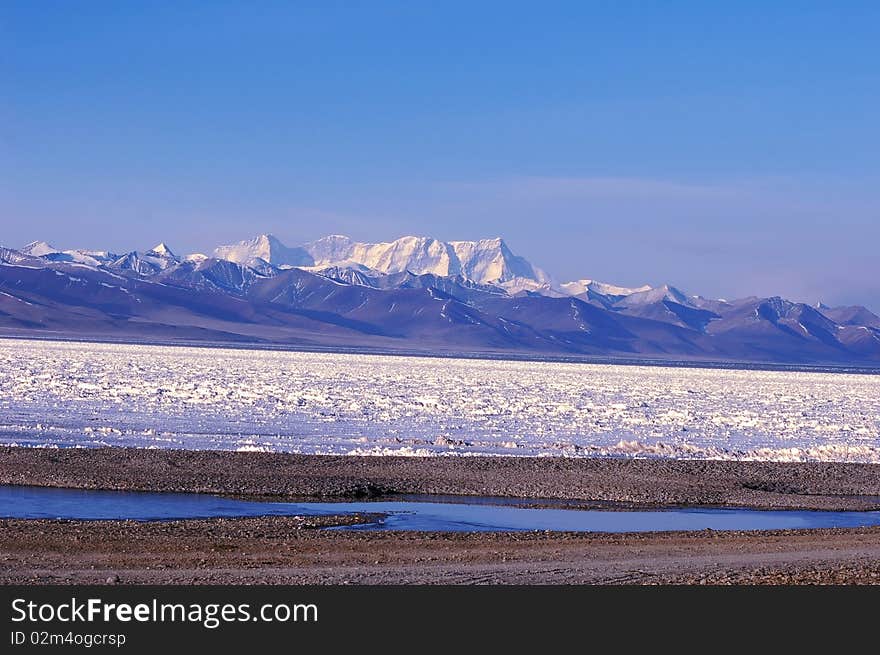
[{"x1": 2, "y1": 447, "x2": 880, "y2": 510}]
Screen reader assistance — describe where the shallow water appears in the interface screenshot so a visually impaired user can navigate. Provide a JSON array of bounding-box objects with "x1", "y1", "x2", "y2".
[{"x1": 3, "y1": 485, "x2": 880, "y2": 532}]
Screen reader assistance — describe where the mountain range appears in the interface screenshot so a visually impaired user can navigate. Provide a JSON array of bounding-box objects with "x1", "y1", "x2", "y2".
[{"x1": 1, "y1": 234, "x2": 878, "y2": 366}]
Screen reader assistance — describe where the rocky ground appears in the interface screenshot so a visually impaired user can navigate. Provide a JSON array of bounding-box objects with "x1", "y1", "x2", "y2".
[
  {"x1": 2, "y1": 447, "x2": 880, "y2": 585},
  {"x1": 2, "y1": 447, "x2": 880, "y2": 510},
  {"x1": 2, "y1": 518, "x2": 880, "y2": 585}
]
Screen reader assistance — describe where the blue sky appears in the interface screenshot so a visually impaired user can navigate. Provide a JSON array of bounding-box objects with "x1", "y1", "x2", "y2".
[{"x1": 2, "y1": 2, "x2": 878, "y2": 308}]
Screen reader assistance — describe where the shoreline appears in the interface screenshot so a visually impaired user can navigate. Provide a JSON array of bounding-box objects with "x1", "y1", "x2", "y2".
[
  {"x1": 3, "y1": 446, "x2": 880, "y2": 511},
  {"x1": 3, "y1": 447, "x2": 880, "y2": 584}
]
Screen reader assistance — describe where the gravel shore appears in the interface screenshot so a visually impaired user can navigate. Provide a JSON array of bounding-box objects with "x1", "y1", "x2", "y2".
[
  {"x1": 2, "y1": 447, "x2": 880, "y2": 510},
  {"x1": 3, "y1": 447, "x2": 880, "y2": 585}
]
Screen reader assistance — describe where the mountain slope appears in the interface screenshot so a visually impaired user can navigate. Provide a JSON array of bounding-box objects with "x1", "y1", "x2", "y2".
[
  {"x1": 3, "y1": 239, "x2": 879, "y2": 365},
  {"x1": 820, "y1": 305, "x2": 880, "y2": 329}
]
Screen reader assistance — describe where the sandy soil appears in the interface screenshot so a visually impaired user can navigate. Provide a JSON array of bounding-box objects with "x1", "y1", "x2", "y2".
[{"x1": 2, "y1": 447, "x2": 880, "y2": 585}]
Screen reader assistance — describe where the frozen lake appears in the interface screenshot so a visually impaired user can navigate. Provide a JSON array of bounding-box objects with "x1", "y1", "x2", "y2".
[{"x1": 1, "y1": 338, "x2": 878, "y2": 461}]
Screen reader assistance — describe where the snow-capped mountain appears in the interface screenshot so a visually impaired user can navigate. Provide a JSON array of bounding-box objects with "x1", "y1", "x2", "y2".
[
  {"x1": 561, "y1": 279, "x2": 652, "y2": 298},
  {"x1": 212, "y1": 233, "x2": 682, "y2": 304},
  {"x1": 615, "y1": 284, "x2": 693, "y2": 308},
  {"x1": 19, "y1": 241, "x2": 58, "y2": 257},
  {"x1": 560, "y1": 279, "x2": 653, "y2": 305},
  {"x1": 213, "y1": 234, "x2": 313, "y2": 268},
  {"x1": 215, "y1": 234, "x2": 551, "y2": 287},
  {"x1": 213, "y1": 233, "x2": 674, "y2": 302},
  {"x1": 20, "y1": 241, "x2": 117, "y2": 267},
  {"x1": 4, "y1": 234, "x2": 879, "y2": 365},
  {"x1": 147, "y1": 243, "x2": 177, "y2": 259},
  {"x1": 0, "y1": 246, "x2": 45, "y2": 266},
  {"x1": 110, "y1": 243, "x2": 180, "y2": 276}
]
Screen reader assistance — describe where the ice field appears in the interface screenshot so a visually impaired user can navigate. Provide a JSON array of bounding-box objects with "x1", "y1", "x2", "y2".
[{"x1": 1, "y1": 338, "x2": 878, "y2": 461}]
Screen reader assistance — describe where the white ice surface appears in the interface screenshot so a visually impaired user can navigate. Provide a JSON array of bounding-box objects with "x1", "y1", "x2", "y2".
[{"x1": 1, "y1": 338, "x2": 877, "y2": 461}]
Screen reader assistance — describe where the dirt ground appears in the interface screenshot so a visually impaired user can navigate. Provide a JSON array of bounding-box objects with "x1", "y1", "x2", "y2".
[
  {"x1": 2, "y1": 518, "x2": 880, "y2": 585},
  {"x1": 2, "y1": 447, "x2": 880, "y2": 585}
]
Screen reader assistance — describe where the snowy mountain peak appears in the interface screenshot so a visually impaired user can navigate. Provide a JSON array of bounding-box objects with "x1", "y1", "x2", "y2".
[
  {"x1": 111, "y1": 252, "x2": 157, "y2": 275},
  {"x1": 255, "y1": 233, "x2": 284, "y2": 248},
  {"x1": 19, "y1": 241, "x2": 116, "y2": 266},
  {"x1": 560, "y1": 279, "x2": 653, "y2": 299},
  {"x1": 616, "y1": 284, "x2": 692, "y2": 308},
  {"x1": 20, "y1": 241, "x2": 59, "y2": 257},
  {"x1": 213, "y1": 234, "x2": 313, "y2": 267},
  {"x1": 213, "y1": 233, "x2": 550, "y2": 286},
  {"x1": 110, "y1": 244, "x2": 179, "y2": 275},
  {"x1": 446, "y1": 237, "x2": 550, "y2": 284},
  {"x1": 147, "y1": 243, "x2": 176, "y2": 258},
  {"x1": 305, "y1": 234, "x2": 357, "y2": 264}
]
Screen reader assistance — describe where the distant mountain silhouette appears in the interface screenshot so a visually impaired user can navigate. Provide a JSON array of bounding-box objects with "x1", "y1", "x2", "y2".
[{"x1": 1, "y1": 235, "x2": 878, "y2": 365}]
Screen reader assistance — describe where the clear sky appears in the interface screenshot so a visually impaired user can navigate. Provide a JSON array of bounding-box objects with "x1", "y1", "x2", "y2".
[{"x1": 2, "y1": 2, "x2": 878, "y2": 309}]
